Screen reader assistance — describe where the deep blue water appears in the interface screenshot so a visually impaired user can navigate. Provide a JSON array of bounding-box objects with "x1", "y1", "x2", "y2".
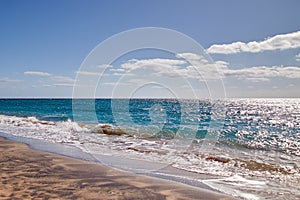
[{"x1": 0, "y1": 99, "x2": 73, "y2": 121}]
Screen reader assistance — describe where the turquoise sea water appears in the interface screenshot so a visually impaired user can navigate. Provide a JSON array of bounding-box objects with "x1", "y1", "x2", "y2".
[{"x1": 0, "y1": 98, "x2": 299, "y2": 199}]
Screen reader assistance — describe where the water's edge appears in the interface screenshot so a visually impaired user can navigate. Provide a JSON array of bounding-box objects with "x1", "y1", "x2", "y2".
[{"x1": 0, "y1": 132, "x2": 224, "y2": 196}]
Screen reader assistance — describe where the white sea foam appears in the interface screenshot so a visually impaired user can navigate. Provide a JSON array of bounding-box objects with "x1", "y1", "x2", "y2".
[{"x1": 203, "y1": 176, "x2": 262, "y2": 200}]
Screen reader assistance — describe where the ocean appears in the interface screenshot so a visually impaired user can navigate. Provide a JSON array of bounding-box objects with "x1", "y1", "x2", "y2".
[{"x1": 0, "y1": 98, "x2": 299, "y2": 200}]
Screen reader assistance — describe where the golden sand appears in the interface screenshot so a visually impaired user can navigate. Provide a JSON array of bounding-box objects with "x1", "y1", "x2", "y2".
[{"x1": 0, "y1": 137, "x2": 234, "y2": 200}]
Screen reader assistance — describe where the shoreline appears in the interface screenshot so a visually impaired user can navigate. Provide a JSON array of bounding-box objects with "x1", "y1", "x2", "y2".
[{"x1": 0, "y1": 136, "x2": 234, "y2": 199}]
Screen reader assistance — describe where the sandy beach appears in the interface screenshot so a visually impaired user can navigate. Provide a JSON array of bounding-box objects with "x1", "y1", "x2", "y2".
[{"x1": 0, "y1": 136, "x2": 234, "y2": 200}]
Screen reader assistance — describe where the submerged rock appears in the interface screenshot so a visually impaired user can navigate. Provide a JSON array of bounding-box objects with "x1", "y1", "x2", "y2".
[
  {"x1": 205, "y1": 155, "x2": 230, "y2": 163},
  {"x1": 233, "y1": 159, "x2": 291, "y2": 174},
  {"x1": 93, "y1": 124, "x2": 127, "y2": 136}
]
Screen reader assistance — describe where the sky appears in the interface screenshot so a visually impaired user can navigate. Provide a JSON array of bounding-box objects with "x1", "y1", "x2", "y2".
[{"x1": 0, "y1": 0, "x2": 300, "y2": 98}]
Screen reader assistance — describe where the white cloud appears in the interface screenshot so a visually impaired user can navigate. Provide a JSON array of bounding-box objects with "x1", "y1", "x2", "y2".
[
  {"x1": 126, "y1": 78, "x2": 149, "y2": 84},
  {"x1": 102, "y1": 82, "x2": 130, "y2": 86},
  {"x1": 225, "y1": 65, "x2": 300, "y2": 81},
  {"x1": 0, "y1": 77, "x2": 21, "y2": 83},
  {"x1": 120, "y1": 55, "x2": 300, "y2": 82},
  {"x1": 243, "y1": 77, "x2": 270, "y2": 82},
  {"x1": 24, "y1": 71, "x2": 52, "y2": 76},
  {"x1": 97, "y1": 53, "x2": 300, "y2": 85},
  {"x1": 42, "y1": 83, "x2": 74, "y2": 87},
  {"x1": 76, "y1": 71, "x2": 101, "y2": 76},
  {"x1": 207, "y1": 31, "x2": 300, "y2": 54},
  {"x1": 51, "y1": 75, "x2": 74, "y2": 83},
  {"x1": 120, "y1": 54, "x2": 225, "y2": 80},
  {"x1": 97, "y1": 64, "x2": 113, "y2": 69},
  {"x1": 52, "y1": 83, "x2": 74, "y2": 87},
  {"x1": 24, "y1": 70, "x2": 74, "y2": 84},
  {"x1": 103, "y1": 82, "x2": 117, "y2": 86},
  {"x1": 109, "y1": 68, "x2": 125, "y2": 72},
  {"x1": 151, "y1": 85, "x2": 164, "y2": 89},
  {"x1": 296, "y1": 53, "x2": 300, "y2": 61},
  {"x1": 42, "y1": 84, "x2": 52, "y2": 87},
  {"x1": 76, "y1": 65, "x2": 115, "y2": 76},
  {"x1": 121, "y1": 58, "x2": 186, "y2": 71},
  {"x1": 113, "y1": 72, "x2": 125, "y2": 76},
  {"x1": 176, "y1": 53, "x2": 210, "y2": 64}
]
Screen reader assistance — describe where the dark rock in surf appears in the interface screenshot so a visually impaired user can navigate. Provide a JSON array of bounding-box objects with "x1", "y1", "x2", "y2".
[
  {"x1": 94, "y1": 124, "x2": 127, "y2": 136},
  {"x1": 205, "y1": 155, "x2": 230, "y2": 163}
]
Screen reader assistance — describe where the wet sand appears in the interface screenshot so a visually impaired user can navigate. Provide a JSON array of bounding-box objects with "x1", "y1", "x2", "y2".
[{"x1": 0, "y1": 137, "x2": 234, "y2": 200}]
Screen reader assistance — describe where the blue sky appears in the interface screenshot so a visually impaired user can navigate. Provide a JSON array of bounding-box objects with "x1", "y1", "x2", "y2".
[{"x1": 0, "y1": 0, "x2": 300, "y2": 98}]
